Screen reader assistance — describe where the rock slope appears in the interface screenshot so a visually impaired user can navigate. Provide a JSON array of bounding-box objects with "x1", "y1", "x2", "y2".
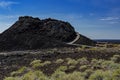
[{"x1": 0, "y1": 16, "x2": 96, "y2": 51}]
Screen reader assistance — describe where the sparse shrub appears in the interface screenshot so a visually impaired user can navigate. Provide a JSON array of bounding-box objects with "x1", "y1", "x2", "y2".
[
  {"x1": 30, "y1": 60, "x2": 44, "y2": 69},
  {"x1": 66, "y1": 58, "x2": 72, "y2": 62},
  {"x1": 89, "y1": 70, "x2": 113, "y2": 80},
  {"x1": 22, "y1": 71, "x2": 36, "y2": 80},
  {"x1": 91, "y1": 65, "x2": 101, "y2": 70},
  {"x1": 66, "y1": 71, "x2": 84, "y2": 80},
  {"x1": 4, "y1": 77, "x2": 19, "y2": 80},
  {"x1": 97, "y1": 59, "x2": 104, "y2": 64},
  {"x1": 111, "y1": 55, "x2": 120, "y2": 63},
  {"x1": 33, "y1": 71, "x2": 48, "y2": 80},
  {"x1": 89, "y1": 70, "x2": 105, "y2": 80},
  {"x1": 77, "y1": 57, "x2": 89, "y2": 65},
  {"x1": 101, "y1": 61, "x2": 113, "y2": 69},
  {"x1": 117, "y1": 44, "x2": 120, "y2": 48},
  {"x1": 83, "y1": 69, "x2": 93, "y2": 79},
  {"x1": 101, "y1": 61, "x2": 120, "y2": 70},
  {"x1": 46, "y1": 48, "x2": 58, "y2": 54},
  {"x1": 91, "y1": 59, "x2": 98, "y2": 65},
  {"x1": 56, "y1": 66, "x2": 67, "y2": 72},
  {"x1": 79, "y1": 65, "x2": 88, "y2": 71},
  {"x1": 91, "y1": 59, "x2": 103, "y2": 65},
  {"x1": 46, "y1": 50, "x2": 54, "y2": 54},
  {"x1": 75, "y1": 47, "x2": 82, "y2": 52},
  {"x1": 31, "y1": 63, "x2": 43, "y2": 69},
  {"x1": 22, "y1": 70, "x2": 48, "y2": 80},
  {"x1": 43, "y1": 61, "x2": 51, "y2": 66},
  {"x1": 33, "y1": 63, "x2": 43, "y2": 69},
  {"x1": 52, "y1": 71, "x2": 84, "y2": 80},
  {"x1": 67, "y1": 58, "x2": 78, "y2": 66},
  {"x1": 82, "y1": 45, "x2": 87, "y2": 49},
  {"x1": 11, "y1": 66, "x2": 28, "y2": 76},
  {"x1": 30, "y1": 60, "x2": 41, "y2": 66},
  {"x1": 112, "y1": 69, "x2": 120, "y2": 80},
  {"x1": 55, "y1": 59, "x2": 64, "y2": 64},
  {"x1": 89, "y1": 47, "x2": 99, "y2": 51},
  {"x1": 68, "y1": 65, "x2": 76, "y2": 70},
  {"x1": 91, "y1": 59, "x2": 103, "y2": 70},
  {"x1": 30, "y1": 60, "x2": 51, "y2": 69},
  {"x1": 51, "y1": 71, "x2": 66, "y2": 80},
  {"x1": 103, "y1": 70, "x2": 113, "y2": 80}
]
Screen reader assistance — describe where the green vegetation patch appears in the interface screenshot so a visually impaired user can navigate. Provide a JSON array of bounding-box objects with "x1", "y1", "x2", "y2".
[{"x1": 4, "y1": 55, "x2": 120, "y2": 80}]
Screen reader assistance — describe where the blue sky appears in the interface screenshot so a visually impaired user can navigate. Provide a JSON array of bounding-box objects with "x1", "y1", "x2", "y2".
[{"x1": 0, "y1": 0, "x2": 120, "y2": 39}]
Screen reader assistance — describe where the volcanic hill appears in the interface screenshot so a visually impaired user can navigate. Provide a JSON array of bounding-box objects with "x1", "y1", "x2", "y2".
[{"x1": 0, "y1": 16, "x2": 96, "y2": 51}]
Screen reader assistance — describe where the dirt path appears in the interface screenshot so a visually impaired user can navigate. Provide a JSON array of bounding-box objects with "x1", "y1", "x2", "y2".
[{"x1": 67, "y1": 32, "x2": 80, "y2": 44}]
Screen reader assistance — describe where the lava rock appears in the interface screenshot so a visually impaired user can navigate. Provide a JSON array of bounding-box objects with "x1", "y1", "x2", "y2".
[{"x1": 0, "y1": 16, "x2": 96, "y2": 51}]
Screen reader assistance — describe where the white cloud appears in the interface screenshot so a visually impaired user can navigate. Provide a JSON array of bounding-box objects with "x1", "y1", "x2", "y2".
[
  {"x1": 0, "y1": 1, "x2": 18, "y2": 8},
  {"x1": 100, "y1": 17, "x2": 119, "y2": 21},
  {"x1": 108, "y1": 21, "x2": 119, "y2": 24}
]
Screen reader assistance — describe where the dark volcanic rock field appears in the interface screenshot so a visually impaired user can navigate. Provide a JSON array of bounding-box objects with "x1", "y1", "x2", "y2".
[{"x1": 0, "y1": 47, "x2": 120, "y2": 79}]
